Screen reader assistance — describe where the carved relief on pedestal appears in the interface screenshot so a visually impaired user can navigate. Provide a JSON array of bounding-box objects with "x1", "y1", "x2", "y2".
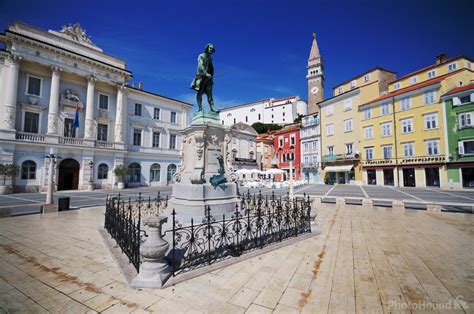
[
  {"x1": 223, "y1": 134, "x2": 238, "y2": 182},
  {"x1": 191, "y1": 134, "x2": 206, "y2": 184}
]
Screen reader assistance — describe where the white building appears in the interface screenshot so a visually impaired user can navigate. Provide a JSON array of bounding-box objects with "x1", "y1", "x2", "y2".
[
  {"x1": 229, "y1": 122, "x2": 258, "y2": 171},
  {"x1": 219, "y1": 96, "x2": 307, "y2": 126},
  {"x1": 0, "y1": 22, "x2": 192, "y2": 192},
  {"x1": 300, "y1": 113, "x2": 321, "y2": 183}
]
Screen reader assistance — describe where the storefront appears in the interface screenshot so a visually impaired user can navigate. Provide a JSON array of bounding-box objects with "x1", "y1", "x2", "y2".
[{"x1": 323, "y1": 164, "x2": 355, "y2": 184}]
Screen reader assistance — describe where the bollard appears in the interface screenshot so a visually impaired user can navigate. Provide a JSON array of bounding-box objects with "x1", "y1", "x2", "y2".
[
  {"x1": 131, "y1": 215, "x2": 171, "y2": 288},
  {"x1": 362, "y1": 198, "x2": 373, "y2": 209}
]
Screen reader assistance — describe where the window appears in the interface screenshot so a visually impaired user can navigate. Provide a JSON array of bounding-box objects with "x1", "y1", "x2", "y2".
[
  {"x1": 152, "y1": 132, "x2": 161, "y2": 147},
  {"x1": 258, "y1": 113, "x2": 261, "y2": 120},
  {"x1": 467, "y1": 61, "x2": 472, "y2": 70},
  {"x1": 382, "y1": 145, "x2": 392, "y2": 159},
  {"x1": 409, "y1": 76, "x2": 418, "y2": 85},
  {"x1": 424, "y1": 113, "x2": 438, "y2": 130},
  {"x1": 364, "y1": 126, "x2": 373, "y2": 139},
  {"x1": 459, "y1": 140, "x2": 474, "y2": 155},
  {"x1": 245, "y1": 116, "x2": 248, "y2": 122},
  {"x1": 402, "y1": 142, "x2": 414, "y2": 157},
  {"x1": 364, "y1": 74, "x2": 370, "y2": 82},
  {"x1": 97, "y1": 124, "x2": 108, "y2": 141},
  {"x1": 364, "y1": 108, "x2": 372, "y2": 119},
  {"x1": 459, "y1": 112, "x2": 473, "y2": 128},
  {"x1": 133, "y1": 129, "x2": 142, "y2": 146},
  {"x1": 234, "y1": 118, "x2": 236, "y2": 124},
  {"x1": 447, "y1": 62, "x2": 457, "y2": 72},
  {"x1": 460, "y1": 95, "x2": 471, "y2": 104},
  {"x1": 24, "y1": 112, "x2": 39, "y2": 133},
  {"x1": 134, "y1": 103, "x2": 142, "y2": 116},
  {"x1": 401, "y1": 118, "x2": 413, "y2": 133},
  {"x1": 63, "y1": 118, "x2": 76, "y2": 138},
  {"x1": 97, "y1": 163, "x2": 108, "y2": 179},
  {"x1": 153, "y1": 108, "x2": 160, "y2": 120},
  {"x1": 21, "y1": 160, "x2": 36, "y2": 180},
  {"x1": 328, "y1": 146, "x2": 334, "y2": 155},
  {"x1": 350, "y1": 80, "x2": 357, "y2": 89},
  {"x1": 344, "y1": 99, "x2": 352, "y2": 111},
  {"x1": 344, "y1": 119, "x2": 353, "y2": 132},
  {"x1": 167, "y1": 164, "x2": 177, "y2": 184},
  {"x1": 171, "y1": 111, "x2": 177, "y2": 124},
  {"x1": 427, "y1": 70, "x2": 436, "y2": 79},
  {"x1": 150, "y1": 163, "x2": 161, "y2": 182},
  {"x1": 290, "y1": 135, "x2": 295, "y2": 145},
  {"x1": 326, "y1": 124, "x2": 334, "y2": 136},
  {"x1": 326, "y1": 105, "x2": 333, "y2": 116},
  {"x1": 381, "y1": 122, "x2": 392, "y2": 136},
  {"x1": 338, "y1": 86, "x2": 344, "y2": 94},
  {"x1": 400, "y1": 97, "x2": 411, "y2": 110},
  {"x1": 424, "y1": 90, "x2": 436, "y2": 104},
  {"x1": 26, "y1": 75, "x2": 41, "y2": 96},
  {"x1": 128, "y1": 163, "x2": 141, "y2": 183},
  {"x1": 98, "y1": 94, "x2": 109, "y2": 110},
  {"x1": 426, "y1": 140, "x2": 439, "y2": 155},
  {"x1": 365, "y1": 148, "x2": 373, "y2": 160},
  {"x1": 393, "y1": 82, "x2": 400, "y2": 90},
  {"x1": 380, "y1": 103, "x2": 390, "y2": 115},
  {"x1": 169, "y1": 134, "x2": 177, "y2": 149},
  {"x1": 346, "y1": 143, "x2": 353, "y2": 155}
]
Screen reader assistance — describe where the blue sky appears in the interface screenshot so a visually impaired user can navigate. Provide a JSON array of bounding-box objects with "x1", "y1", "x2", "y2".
[{"x1": 1, "y1": 0, "x2": 472, "y2": 111}]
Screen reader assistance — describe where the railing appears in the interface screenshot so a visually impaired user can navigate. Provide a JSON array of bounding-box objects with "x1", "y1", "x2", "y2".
[
  {"x1": 301, "y1": 162, "x2": 318, "y2": 169},
  {"x1": 59, "y1": 137, "x2": 84, "y2": 146},
  {"x1": 15, "y1": 132, "x2": 45, "y2": 142},
  {"x1": 95, "y1": 140, "x2": 114, "y2": 149},
  {"x1": 104, "y1": 192, "x2": 169, "y2": 272},
  {"x1": 166, "y1": 191, "x2": 312, "y2": 276}
]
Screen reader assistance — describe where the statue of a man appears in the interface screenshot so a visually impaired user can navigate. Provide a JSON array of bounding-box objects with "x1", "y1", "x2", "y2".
[{"x1": 190, "y1": 43, "x2": 219, "y2": 113}]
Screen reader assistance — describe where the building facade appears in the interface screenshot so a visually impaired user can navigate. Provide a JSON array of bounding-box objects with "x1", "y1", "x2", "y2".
[
  {"x1": 442, "y1": 83, "x2": 474, "y2": 188},
  {"x1": 229, "y1": 122, "x2": 258, "y2": 170},
  {"x1": 219, "y1": 96, "x2": 307, "y2": 126},
  {"x1": 307, "y1": 33, "x2": 324, "y2": 113},
  {"x1": 319, "y1": 67, "x2": 396, "y2": 184},
  {"x1": 256, "y1": 133, "x2": 274, "y2": 171},
  {"x1": 273, "y1": 124, "x2": 301, "y2": 180},
  {"x1": 0, "y1": 22, "x2": 191, "y2": 192},
  {"x1": 300, "y1": 112, "x2": 321, "y2": 183},
  {"x1": 359, "y1": 55, "x2": 473, "y2": 188}
]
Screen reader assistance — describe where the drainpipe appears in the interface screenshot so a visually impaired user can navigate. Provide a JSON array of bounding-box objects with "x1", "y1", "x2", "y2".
[{"x1": 391, "y1": 97, "x2": 400, "y2": 187}]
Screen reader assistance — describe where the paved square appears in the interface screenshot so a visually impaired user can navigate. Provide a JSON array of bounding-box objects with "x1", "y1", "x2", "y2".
[{"x1": 0, "y1": 202, "x2": 472, "y2": 313}]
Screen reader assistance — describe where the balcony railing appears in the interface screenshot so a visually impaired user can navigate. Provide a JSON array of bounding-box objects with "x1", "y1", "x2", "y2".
[
  {"x1": 15, "y1": 132, "x2": 45, "y2": 142},
  {"x1": 95, "y1": 140, "x2": 114, "y2": 149},
  {"x1": 322, "y1": 153, "x2": 360, "y2": 162},
  {"x1": 59, "y1": 137, "x2": 84, "y2": 146},
  {"x1": 301, "y1": 162, "x2": 319, "y2": 169}
]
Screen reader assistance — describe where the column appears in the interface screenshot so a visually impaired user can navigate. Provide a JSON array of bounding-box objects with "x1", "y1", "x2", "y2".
[
  {"x1": 46, "y1": 66, "x2": 62, "y2": 135},
  {"x1": 1, "y1": 55, "x2": 22, "y2": 131},
  {"x1": 84, "y1": 75, "x2": 97, "y2": 140},
  {"x1": 114, "y1": 84, "x2": 127, "y2": 143}
]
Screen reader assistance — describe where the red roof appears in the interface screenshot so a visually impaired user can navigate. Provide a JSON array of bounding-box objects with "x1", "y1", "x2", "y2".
[
  {"x1": 442, "y1": 83, "x2": 474, "y2": 97},
  {"x1": 362, "y1": 70, "x2": 462, "y2": 106},
  {"x1": 273, "y1": 124, "x2": 300, "y2": 135}
]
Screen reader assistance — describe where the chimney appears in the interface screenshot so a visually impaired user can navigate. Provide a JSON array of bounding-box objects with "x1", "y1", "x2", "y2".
[
  {"x1": 138, "y1": 82, "x2": 143, "y2": 90},
  {"x1": 436, "y1": 53, "x2": 447, "y2": 65},
  {"x1": 132, "y1": 82, "x2": 136, "y2": 88}
]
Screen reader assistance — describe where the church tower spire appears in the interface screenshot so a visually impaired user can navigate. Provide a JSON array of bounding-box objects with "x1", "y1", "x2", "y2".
[{"x1": 307, "y1": 33, "x2": 324, "y2": 113}]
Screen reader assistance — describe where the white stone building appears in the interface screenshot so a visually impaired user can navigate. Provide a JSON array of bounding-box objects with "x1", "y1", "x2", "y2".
[
  {"x1": 300, "y1": 113, "x2": 321, "y2": 183},
  {"x1": 229, "y1": 122, "x2": 258, "y2": 171},
  {"x1": 0, "y1": 22, "x2": 191, "y2": 192},
  {"x1": 219, "y1": 96, "x2": 307, "y2": 126}
]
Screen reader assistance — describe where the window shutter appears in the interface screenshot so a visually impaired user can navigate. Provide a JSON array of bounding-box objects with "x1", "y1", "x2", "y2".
[{"x1": 458, "y1": 142, "x2": 464, "y2": 155}]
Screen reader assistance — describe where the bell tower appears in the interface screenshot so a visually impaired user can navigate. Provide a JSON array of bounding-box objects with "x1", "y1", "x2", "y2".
[{"x1": 307, "y1": 33, "x2": 324, "y2": 113}]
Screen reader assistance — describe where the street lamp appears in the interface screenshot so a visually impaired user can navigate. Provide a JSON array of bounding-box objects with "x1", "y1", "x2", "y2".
[
  {"x1": 45, "y1": 152, "x2": 61, "y2": 206},
  {"x1": 88, "y1": 160, "x2": 94, "y2": 183},
  {"x1": 289, "y1": 145, "x2": 295, "y2": 199}
]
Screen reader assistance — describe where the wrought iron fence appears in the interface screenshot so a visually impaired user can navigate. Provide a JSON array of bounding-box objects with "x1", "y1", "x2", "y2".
[
  {"x1": 104, "y1": 192, "x2": 168, "y2": 272},
  {"x1": 166, "y1": 191, "x2": 312, "y2": 276}
]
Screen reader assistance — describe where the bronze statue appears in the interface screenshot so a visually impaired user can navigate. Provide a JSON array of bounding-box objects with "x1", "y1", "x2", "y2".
[{"x1": 190, "y1": 43, "x2": 219, "y2": 113}]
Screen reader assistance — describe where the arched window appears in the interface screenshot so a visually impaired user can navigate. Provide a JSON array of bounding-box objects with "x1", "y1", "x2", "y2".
[
  {"x1": 21, "y1": 160, "x2": 36, "y2": 180},
  {"x1": 167, "y1": 164, "x2": 177, "y2": 184},
  {"x1": 150, "y1": 163, "x2": 161, "y2": 182},
  {"x1": 97, "y1": 163, "x2": 108, "y2": 180},
  {"x1": 128, "y1": 163, "x2": 141, "y2": 183}
]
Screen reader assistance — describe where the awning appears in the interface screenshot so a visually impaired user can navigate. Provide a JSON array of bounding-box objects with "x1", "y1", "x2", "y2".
[{"x1": 324, "y1": 165, "x2": 354, "y2": 172}]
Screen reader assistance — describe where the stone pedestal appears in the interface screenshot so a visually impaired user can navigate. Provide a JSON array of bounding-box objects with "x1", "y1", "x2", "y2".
[{"x1": 167, "y1": 111, "x2": 239, "y2": 224}]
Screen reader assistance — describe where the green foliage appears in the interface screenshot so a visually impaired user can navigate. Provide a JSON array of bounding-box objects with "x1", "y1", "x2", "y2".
[
  {"x1": 113, "y1": 165, "x2": 128, "y2": 182},
  {"x1": 294, "y1": 114, "x2": 304, "y2": 124},
  {"x1": 251, "y1": 122, "x2": 283, "y2": 134},
  {"x1": 0, "y1": 164, "x2": 19, "y2": 185}
]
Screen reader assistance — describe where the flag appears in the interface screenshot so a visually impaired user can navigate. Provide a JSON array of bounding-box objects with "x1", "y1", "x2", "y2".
[{"x1": 73, "y1": 103, "x2": 80, "y2": 129}]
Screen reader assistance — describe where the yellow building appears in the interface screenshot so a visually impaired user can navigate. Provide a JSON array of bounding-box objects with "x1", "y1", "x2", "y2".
[
  {"x1": 359, "y1": 55, "x2": 473, "y2": 188},
  {"x1": 319, "y1": 68, "x2": 396, "y2": 184}
]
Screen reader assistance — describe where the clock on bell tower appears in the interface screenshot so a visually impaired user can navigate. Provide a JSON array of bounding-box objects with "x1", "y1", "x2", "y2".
[{"x1": 306, "y1": 33, "x2": 324, "y2": 113}]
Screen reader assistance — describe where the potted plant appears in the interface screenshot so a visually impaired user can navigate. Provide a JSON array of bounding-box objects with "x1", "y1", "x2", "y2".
[
  {"x1": 113, "y1": 165, "x2": 128, "y2": 189},
  {"x1": 0, "y1": 164, "x2": 19, "y2": 195}
]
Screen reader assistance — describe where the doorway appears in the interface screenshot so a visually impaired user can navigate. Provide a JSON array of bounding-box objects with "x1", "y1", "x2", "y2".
[
  {"x1": 58, "y1": 158, "x2": 80, "y2": 190},
  {"x1": 461, "y1": 168, "x2": 474, "y2": 188},
  {"x1": 367, "y1": 169, "x2": 377, "y2": 185},
  {"x1": 425, "y1": 168, "x2": 440, "y2": 187},
  {"x1": 383, "y1": 169, "x2": 394, "y2": 186},
  {"x1": 403, "y1": 168, "x2": 416, "y2": 187}
]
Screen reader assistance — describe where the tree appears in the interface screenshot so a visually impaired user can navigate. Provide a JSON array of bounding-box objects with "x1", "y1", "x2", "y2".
[
  {"x1": 113, "y1": 165, "x2": 128, "y2": 183},
  {"x1": 294, "y1": 114, "x2": 304, "y2": 124},
  {"x1": 1, "y1": 164, "x2": 19, "y2": 185},
  {"x1": 251, "y1": 122, "x2": 283, "y2": 134}
]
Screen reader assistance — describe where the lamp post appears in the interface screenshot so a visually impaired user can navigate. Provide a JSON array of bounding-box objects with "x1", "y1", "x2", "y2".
[
  {"x1": 88, "y1": 160, "x2": 95, "y2": 191},
  {"x1": 45, "y1": 150, "x2": 61, "y2": 211},
  {"x1": 289, "y1": 145, "x2": 295, "y2": 199}
]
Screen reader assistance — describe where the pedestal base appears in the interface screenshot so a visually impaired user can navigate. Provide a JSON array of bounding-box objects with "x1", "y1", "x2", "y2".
[{"x1": 131, "y1": 261, "x2": 171, "y2": 288}]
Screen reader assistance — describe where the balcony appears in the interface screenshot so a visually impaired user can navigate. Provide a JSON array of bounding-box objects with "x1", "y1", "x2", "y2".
[
  {"x1": 15, "y1": 132, "x2": 45, "y2": 143},
  {"x1": 322, "y1": 153, "x2": 360, "y2": 163},
  {"x1": 59, "y1": 137, "x2": 84, "y2": 146},
  {"x1": 95, "y1": 140, "x2": 114, "y2": 149},
  {"x1": 301, "y1": 162, "x2": 319, "y2": 169}
]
